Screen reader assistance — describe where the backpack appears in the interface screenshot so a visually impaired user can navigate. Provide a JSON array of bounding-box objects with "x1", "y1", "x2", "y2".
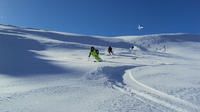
[{"x1": 96, "y1": 49, "x2": 99, "y2": 55}]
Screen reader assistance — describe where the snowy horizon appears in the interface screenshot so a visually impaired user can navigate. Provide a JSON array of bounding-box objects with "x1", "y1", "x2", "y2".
[{"x1": 1, "y1": 24, "x2": 199, "y2": 37}]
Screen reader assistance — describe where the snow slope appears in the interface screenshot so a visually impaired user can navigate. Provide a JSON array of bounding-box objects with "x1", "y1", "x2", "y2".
[{"x1": 0, "y1": 24, "x2": 200, "y2": 112}]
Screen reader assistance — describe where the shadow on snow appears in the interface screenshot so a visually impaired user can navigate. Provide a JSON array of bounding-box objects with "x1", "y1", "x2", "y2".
[
  {"x1": 0, "y1": 34, "x2": 70, "y2": 77},
  {"x1": 99, "y1": 66, "x2": 142, "y2": 85}
]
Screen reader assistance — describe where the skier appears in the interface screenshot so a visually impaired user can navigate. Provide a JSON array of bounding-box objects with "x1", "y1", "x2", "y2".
[
  {"x1": 130, "y1": 46, "x2": 135, "y2": 54},
  {"x1": 88, "y1": 46, "x2": 102, "y2": 62},
  {"x1": 131, "y1": 46, "x2": 134, "y2": 50},
  {"x1": 108, "y1": 46, "x2": 113, "y2": 55}
]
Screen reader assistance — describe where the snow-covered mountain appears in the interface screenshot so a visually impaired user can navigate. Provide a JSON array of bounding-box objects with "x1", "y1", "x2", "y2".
[{"x1": 0, "y1": 24, "x2": 200, "y2": 112}]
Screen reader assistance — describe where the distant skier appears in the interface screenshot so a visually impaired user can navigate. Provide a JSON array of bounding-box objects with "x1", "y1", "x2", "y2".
[
  {"x1": 130, "y1": 46, "x2": 135, "y2": 54},
  {"x1": 108, "y1": 46, "x2": 113, "y2": 55},
  {"x1": 131, "y1": 46, "x2": 134, "y2": 50},
  {"x1": 88, "y1": 46, "x2": 102, "y2": 62}
]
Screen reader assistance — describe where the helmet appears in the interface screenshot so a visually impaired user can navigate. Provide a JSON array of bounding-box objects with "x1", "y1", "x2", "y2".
[{"x1": 90, "y1": 46, "x2": 94, "y2": 51}]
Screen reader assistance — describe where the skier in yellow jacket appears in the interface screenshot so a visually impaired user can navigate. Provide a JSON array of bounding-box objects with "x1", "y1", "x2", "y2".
[{"x1": 88, "y1": 46, "x2": 102, "y2": 62}]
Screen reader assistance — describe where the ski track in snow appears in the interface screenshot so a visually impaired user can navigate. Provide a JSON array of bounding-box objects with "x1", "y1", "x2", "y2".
[
  {"x1": 0, "y1": 25, "x2": 200, "y2": 112},
  {"x1": 114, "y1": 70, "x2": 199, "y2": 112}
]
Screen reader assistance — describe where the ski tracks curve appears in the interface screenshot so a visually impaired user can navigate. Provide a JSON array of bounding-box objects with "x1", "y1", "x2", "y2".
[{"x1": 113, "y1": 69, "x2": 200, "y2": 112}]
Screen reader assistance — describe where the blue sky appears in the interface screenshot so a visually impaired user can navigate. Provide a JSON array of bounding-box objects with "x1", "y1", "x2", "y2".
[{"x1": 0, "y1": 0, "x2": 199, "y2": 36}]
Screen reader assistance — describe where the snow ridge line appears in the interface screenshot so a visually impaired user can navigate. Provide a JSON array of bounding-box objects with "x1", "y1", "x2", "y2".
[{"x1": 123, "y1": 70, "x2": 200, "y2": 112}]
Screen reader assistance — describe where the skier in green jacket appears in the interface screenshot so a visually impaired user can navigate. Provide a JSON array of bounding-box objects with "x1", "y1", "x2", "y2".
[{"x1": 88, "y1": 46, "x2": 102, "y2": 62}]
